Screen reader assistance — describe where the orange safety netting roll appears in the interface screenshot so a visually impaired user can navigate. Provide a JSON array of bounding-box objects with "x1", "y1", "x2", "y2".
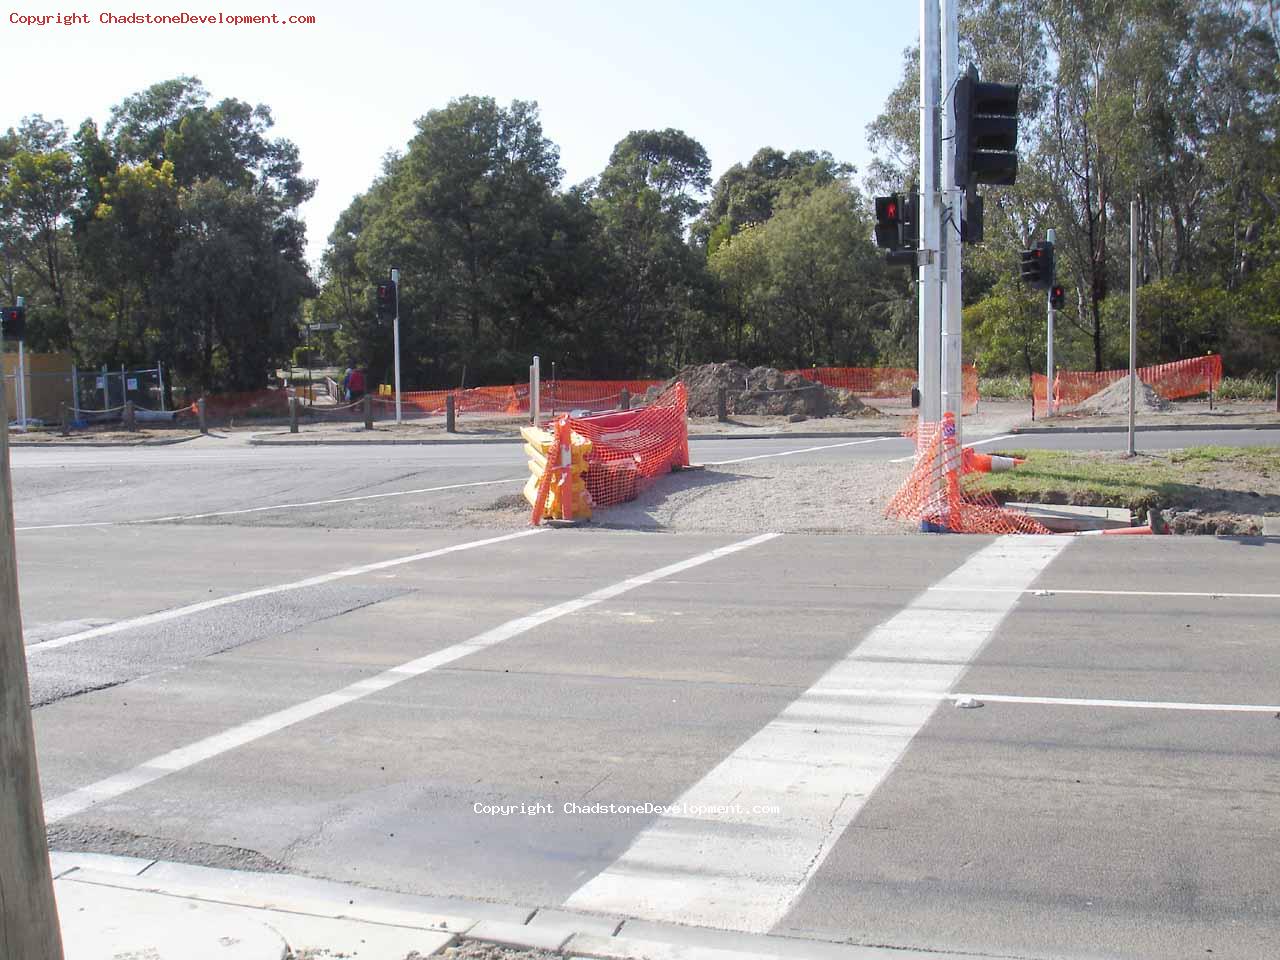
[
  {"x1": 886, "y1": 413, "x2": 1050, "y2": 534},
  {"x1": 1031, "y1": 354, "x2": 1222, "y2": 418},
  {"x1": 790, "y1": 366, "x2": 979, "y2": 414},
  {"x1": 561, "y1": 382, "x2": 689, "y2": 509}
]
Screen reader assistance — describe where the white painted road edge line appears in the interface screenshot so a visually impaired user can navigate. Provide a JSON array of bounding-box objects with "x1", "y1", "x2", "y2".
[
  {"x1": 564, "y1": 534, "x2": 1071, "y2": 933},
  {"x1": 930, "y1": 586, "x2": 1280, "y2": 600},
  {"x1": 955, "y1": 693, "x2": 1280, "y2": 713},
  {"x1": 27, "y1": 528, "x2": 544, "y2": 654},
  {"x1": 15, "y1": 477, "x2": 525, "y2": 531},
  {"x1": 702, "y1": 437, "x2": 892, "y2": 466},
  {"x1": 42, "y1": 532, "x2": 780, "y2": 825},
  {"x1": 889, "y1": 433, "x2": 1016, "y2": 464}
]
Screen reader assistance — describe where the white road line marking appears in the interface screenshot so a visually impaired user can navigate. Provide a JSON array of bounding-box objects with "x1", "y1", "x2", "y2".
[
  {"x1": 702, "y1": 437, "x2": 892, "y2": 466},
  {"x1": 27, "y1": 528, "x2": 543, "y2": 654},
  {"x1": 15, "y1": 477, "x2": 525, "y2": 531},
  {"x1": 930, "y1": 586, "x2": 1280, "y2": 600},
  {"x1": 42, "y1": 532, "x2": 779, "y2": 825},
  {"x1": 564, "y1": 535, "x2": 1070, "y2": 933},
  {"x1": 888, "y1": 433, "x2": 1017, "y2": 464},
  {"x1": 953, "y1": 693, "x2": 1280, "y2": 713}
]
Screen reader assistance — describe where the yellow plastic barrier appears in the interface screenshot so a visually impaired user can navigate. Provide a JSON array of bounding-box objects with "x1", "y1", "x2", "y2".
[{"x1": 522, "y1": 423, "x2": 594, "y2": 521}]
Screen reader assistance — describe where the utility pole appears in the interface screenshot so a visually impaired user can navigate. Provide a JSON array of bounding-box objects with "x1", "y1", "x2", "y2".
[
  {"x1": 940, "y1": 0, "x2": 963, "y2": 449},
  {"x1": 917, "y1": 0, "x2": 942, "y2": 429},
  {"x1": 0, "y1": 330, "x2": 65, "y2": 959},
  {"x1": 1046, "y1": 227, "x2": 1056, "y2": 416},
  {"x1": 1128, "y1": 200, "x2": 1138, "y2": 457},
  {"x1": 391, "y1": 267, "x2": 402, "y2": 424}
]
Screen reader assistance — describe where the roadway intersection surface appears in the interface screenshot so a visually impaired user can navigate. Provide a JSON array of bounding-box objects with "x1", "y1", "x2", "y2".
[{"x1": 12, "y1": 432, "x2": 1280, "y2": 959}]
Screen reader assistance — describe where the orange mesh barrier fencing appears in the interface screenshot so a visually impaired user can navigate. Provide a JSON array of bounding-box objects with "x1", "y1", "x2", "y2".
[
  {"x1": 1031, "y1": 354, "x2": 1222, "y2": 418},
  {"x1": 190, "y1": 389, "x2": 291, "y2": 419},
  {"x1": 555, "y1": 382, "x2": 690, "y2": 512},
  {"x1": 886, "y1": 413, "x2": 1050, "y2": 534},
  {"x1": 534, "y1": 379, "x2": 663, "y2": 414},
  {"x1": 790, "y1": 366, "x2": 979, "y2": 414}
]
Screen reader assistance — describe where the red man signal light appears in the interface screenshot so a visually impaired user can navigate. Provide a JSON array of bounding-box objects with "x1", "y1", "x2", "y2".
[
  {"x1": 1050, "y1": 285, "x2": 1065, "y2": 309},
  {"x1": 1, "y1": 305, "x2": 25, "y2": 341}
]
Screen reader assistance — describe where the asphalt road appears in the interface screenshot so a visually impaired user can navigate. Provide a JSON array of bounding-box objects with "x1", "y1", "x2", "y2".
[
  {"x1": 11, "y1": 429, "x2": 1280, "y2": 959},
  {"x1": 11, "y1": 426, "x2": 1280, "y2": 531}
]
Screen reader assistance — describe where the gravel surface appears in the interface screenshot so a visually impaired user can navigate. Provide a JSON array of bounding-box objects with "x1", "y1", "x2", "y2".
[{"x1": 470, "y1": 459, "x2": 916, "y2": 535}]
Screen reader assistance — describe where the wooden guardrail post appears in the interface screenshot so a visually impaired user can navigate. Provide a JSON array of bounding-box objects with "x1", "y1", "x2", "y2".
[
  {"x1": 446, "y1": 393, "x2": 456, "y2": 433},
  {"x1": 0, "y1": 383, "x2": 66, "y2": 960},
  {"x1": 198, "y1": 397, "x2": 208, "y2": 434},
  {"x1": 363, "y1": 394, "x2": 373, "y2": 430},
  {"x1": 123, "y1": 400, "x2": 136, "y2": 432},
  {"x1": 717, "y1": 387, "x2": 728, "y2": 422},
  {"x1": 60, "y1": 402, "x2": 70, "y2": 437},
  {"x1": 288, "y1": 396, "x2": 299, "y2": 433},
  {"x1": 620, "y1": 388, "x2": 630, "y2": 411}
]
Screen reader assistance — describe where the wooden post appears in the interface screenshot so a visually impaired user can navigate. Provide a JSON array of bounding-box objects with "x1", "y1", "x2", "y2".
[
  {"x1": 363, "y1": 394, "x2": 373, "y2": 430},
  {"x1": 59, "y1": 402, "x2": 69, "y2": 438},
  {"x1": 0, "y1": 382, "x2": 66, "y2": 960},
  {"x1": 620, "y1": 388, "x2": 630, "y2": 411},
  {"x1": 123, "y1": 400, "x2": 136, "y2": 432},
  {"x1": 288, "y1": 396, "x2": 299, "y2": 434},
  {"x1": 198, "y1": 397, "x2": 208, "y2": 434},
  {"x1": 445, "y1": 393, "x2": 456, "y2": 433},
  {"x1": 717, "y1": 387, "x2": 728, "y2": 423}
]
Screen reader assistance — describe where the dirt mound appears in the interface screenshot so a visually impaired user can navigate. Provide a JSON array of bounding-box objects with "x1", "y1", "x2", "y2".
[
  {"x1": 1074, "y1": 375, "x2": 1169, "y2": 415},
  {"x1": 648, "y1": 362, "x2": 867, "y2": 418}
]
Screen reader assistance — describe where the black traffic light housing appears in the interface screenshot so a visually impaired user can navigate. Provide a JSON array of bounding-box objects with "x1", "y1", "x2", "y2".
[
  {"x1": 961, "y1": 193, "x2": 984, "y2": 244},
  {"x1": 1020, "y1": 241, "x2": 1055, "y2": 290},
  {"x1": 1, "y1": 305, "x2": 25, "y2": 341},
  {"x1": 376, "y1": 280, "x2": 396, "y2": 320},
  {"x1": 875, "y1": 192, "x2": 919, "y2": 268},
  {"x1": 1050, "y1": 285, "x2": 1066, "y2": 310},
  {"x1": 955, "y1": 64, "x2": 1020, "y2": 188}
]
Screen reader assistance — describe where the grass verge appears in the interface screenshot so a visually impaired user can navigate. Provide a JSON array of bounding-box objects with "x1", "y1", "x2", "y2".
[{"x1": 970, "y1": 446, "x2": 1280, "y2": 519}]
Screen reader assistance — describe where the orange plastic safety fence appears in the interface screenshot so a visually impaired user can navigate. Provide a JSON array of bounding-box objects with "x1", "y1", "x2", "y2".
[
  {"x1": 886, "y1": 414, "x2": 1050, "y2": 534},
  {"x1": 1031, "y1": 354, "x2": 1222, "y2": 418},
  {"x1": 563, "y1": 382, "x2": 690, "y2": 508},
  {"x1": 790, "y1": 366, "x2": 979, "y2": 414},
  {"x1": 190, "y1": 389, "x2": 291, "y2": 418}
]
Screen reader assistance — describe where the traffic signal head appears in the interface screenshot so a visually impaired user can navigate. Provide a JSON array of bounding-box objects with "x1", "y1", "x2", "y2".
[
  {"x1": 1, "y1": 305, "x2": 25, "y2": 341},
  {"x1": 874, "y1": 195, "x2": 903, "y2": 249},
  {"x1": 1019, "y1": 240, "x2": 1055, "y2": 290},
  {"x1": 955, "y1": 64, "x2": 1020, "y2": 188},
  {"x1": 376, "y1": 281, "x2": 396, "y2": 319},
  {"x1": 961, "y1": 193, "x2": 984, "y2": 244},
  {"x1": 1050, "y1": 285, "x2": 1066, "y2": 309}
]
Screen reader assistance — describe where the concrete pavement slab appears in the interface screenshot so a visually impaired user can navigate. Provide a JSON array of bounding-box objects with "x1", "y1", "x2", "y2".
[{"x1": 56, "y1": 874, "x2": 288, "y2": 960}]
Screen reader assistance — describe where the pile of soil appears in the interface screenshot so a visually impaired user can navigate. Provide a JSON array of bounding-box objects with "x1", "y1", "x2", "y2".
[
  {"x1": 649, "y1": 362, "x2": 868, "y2": 418},
  {"x1": 1073, "y1": 376, "x2": 1169, "y2": 415}
]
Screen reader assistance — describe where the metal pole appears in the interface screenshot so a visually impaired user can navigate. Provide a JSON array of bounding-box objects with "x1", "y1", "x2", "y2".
[
  {"x1": 100, "y1": 364, "x2": 107, "y2": 409},
  {"x1": 391, "y1": 267, "x2": 402, "y2": 424},
  {"x1": 71, "y1": 362, "x2": 79, "y2": 421},
  {"x1": 531, "y1": 355, "x2": 541, "y2": 425},
  {"x1": 16, "y1": 338, "x2": 27, "y2": 429},
  {"x1": 1128, "y1": 199, "x2": 1138, "y2": 457},
  {"x1": 1046, "y1": 227, "x2": 1056, "y2": 416},
  {"x1": 156, "y1": 360, "x2": 166, "y2": 412},
  {"x1": 0, "y1": 338, "x2": 65, "y2": 960},
  {"x1": 917, "y1": 0, "x2": 942, "y2": 429},
  {"x1": 940, "y1": 0, "x2": 962, "y2": 454}
]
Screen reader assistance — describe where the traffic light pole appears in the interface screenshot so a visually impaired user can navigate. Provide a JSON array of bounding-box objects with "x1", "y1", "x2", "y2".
[
  {"x1": 0, "y1": 331, "x2": 65, "y2": 960},
  {"x1": 391, "y1": 268, "x2": 402, "y2": 424},
  {"x1": 917, "y1": 0, "x2": 942, "y2": 430},
  {"x1": 940, "y1": 0, "x2": 963, "y2": 451},
  {"x1": 1045, "y1": 228, "x2": 1056, "y2": 416}
]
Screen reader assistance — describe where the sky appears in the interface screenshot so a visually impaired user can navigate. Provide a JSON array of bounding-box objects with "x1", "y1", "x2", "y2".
[{"x1": 2, "y1": 0, "x2": 919, "y2": 267}]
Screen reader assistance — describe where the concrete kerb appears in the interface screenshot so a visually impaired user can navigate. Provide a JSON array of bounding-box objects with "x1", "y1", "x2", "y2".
[
  {"x1": 47, "y1": 852, "x2": 997, "y2": 960},
  {"x1": 1012, "y1": 421, "x2": 1279, "y2": 435},
  {"x1": 10, "y1": 433, "x2": 202, "y2": 448},
  {"x1": 247, "y1": 429, "x2": 907, "y2": 447}
]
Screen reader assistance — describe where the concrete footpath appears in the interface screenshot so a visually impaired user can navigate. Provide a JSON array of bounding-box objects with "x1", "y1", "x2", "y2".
[{"x1": 51, "y1": 851, "x2": 995, "y2": 960}]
